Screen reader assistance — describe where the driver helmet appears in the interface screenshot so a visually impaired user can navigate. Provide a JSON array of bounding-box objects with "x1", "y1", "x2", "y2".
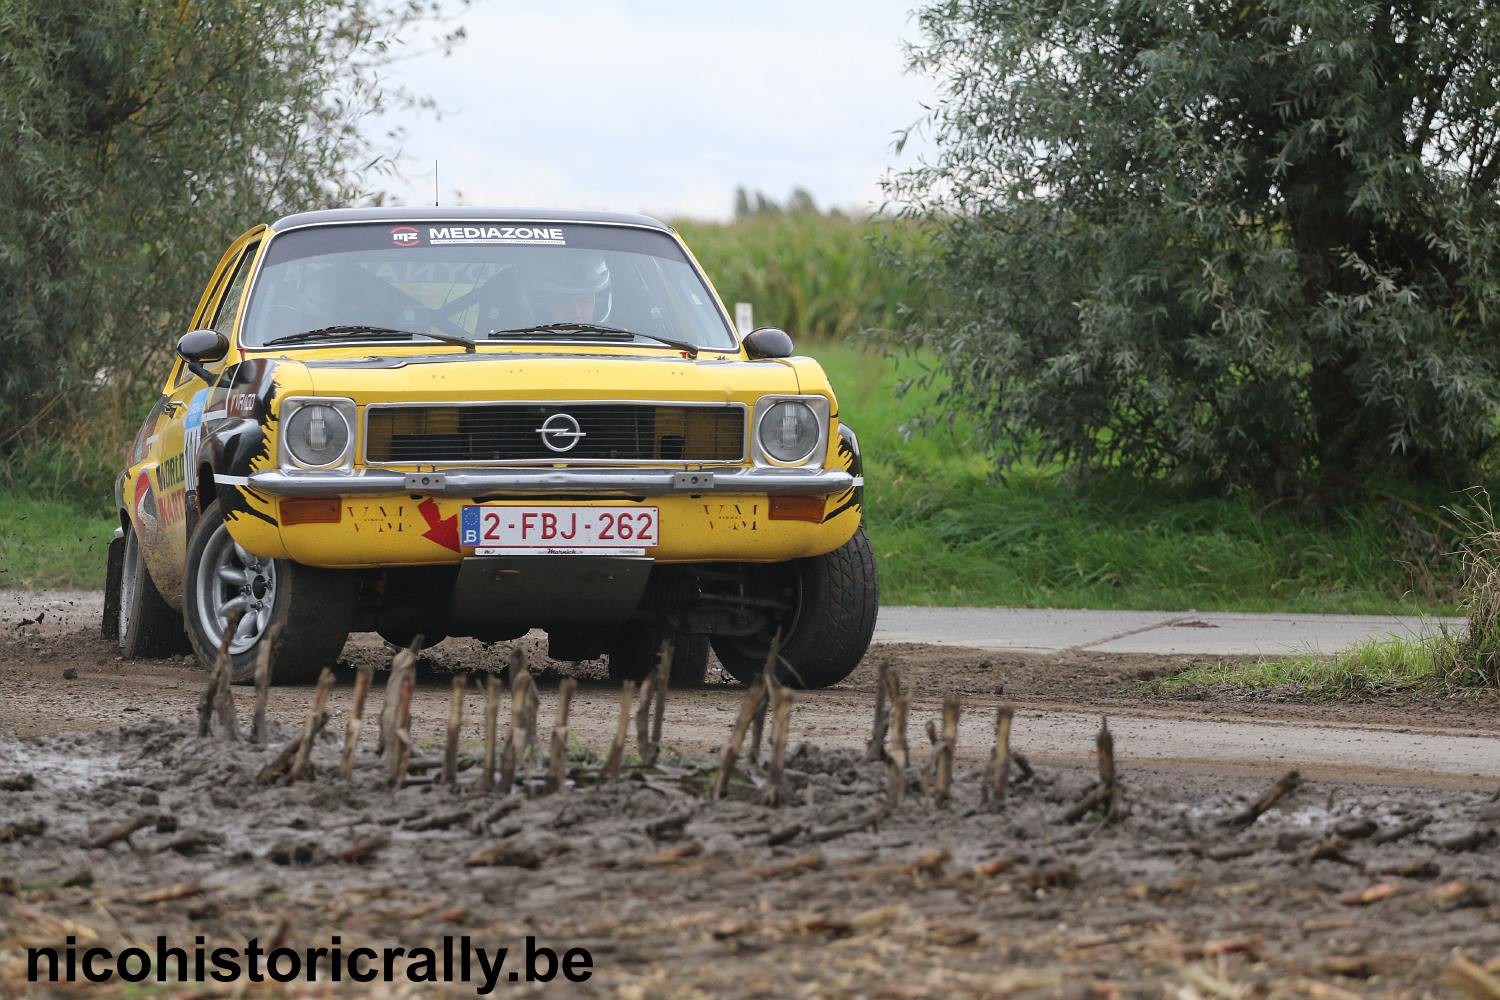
[{"x1": 523, "y1": 253, "x2": 612, "y2": 324}]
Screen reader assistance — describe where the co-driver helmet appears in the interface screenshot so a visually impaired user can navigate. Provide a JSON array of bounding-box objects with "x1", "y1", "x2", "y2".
[{"x1": 522, "y1": 253, "x2": 612, "y2": 324}]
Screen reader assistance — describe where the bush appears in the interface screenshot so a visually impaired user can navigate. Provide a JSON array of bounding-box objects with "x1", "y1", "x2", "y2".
[{"x1": 889, "y1": 0, "x2": 1500, "y2": 495}]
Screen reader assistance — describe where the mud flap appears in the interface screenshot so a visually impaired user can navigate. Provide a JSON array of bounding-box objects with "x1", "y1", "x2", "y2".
[
  {"x1": 447, "y1": 556, "x2": 652, "y2": 631},
  {"x1": 101, "y1": 530, "x2": 124, "y2": 640}
]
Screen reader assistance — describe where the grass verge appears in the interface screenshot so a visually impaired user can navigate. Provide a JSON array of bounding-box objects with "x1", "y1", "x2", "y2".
[
  {"x1": 0, "y1": 491, "x2": 115, "y2": 590},
  {"x1": 1150, "y1": 489, "x2": 1500, "y2": 697},
  {"x1": 1152, "y1": 635, "x2": 1455, "y2": 699}
]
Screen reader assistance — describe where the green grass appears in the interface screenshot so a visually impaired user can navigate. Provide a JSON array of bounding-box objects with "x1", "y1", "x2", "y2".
[
  {"x1": 1151, "y1": 635, "x2": 1453, "y2": 698},
  {"x1": 809, "y1": 342, "x2": 1461, "y2": 614},
  {"x1": 0, "y1": 491, "x2": 115, "y2": 590}
]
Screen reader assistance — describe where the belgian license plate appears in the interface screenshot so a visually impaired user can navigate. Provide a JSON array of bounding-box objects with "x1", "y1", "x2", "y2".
[{"x1": 460, "y1": 505, "x2": 659, "y2": 556}]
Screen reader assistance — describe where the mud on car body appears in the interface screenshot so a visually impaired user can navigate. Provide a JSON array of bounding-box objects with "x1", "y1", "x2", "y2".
[{"x1": 105, "y1": 207, "x2": 877, "y2": 688}]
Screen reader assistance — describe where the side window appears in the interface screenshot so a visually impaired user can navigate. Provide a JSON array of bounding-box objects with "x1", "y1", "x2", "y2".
[
  {"x1": 170, "y1": 245, "x2": 256, "y2": 390},
  {"x1": 211, "y1": 244, "x2": 258, "y2": 338}
]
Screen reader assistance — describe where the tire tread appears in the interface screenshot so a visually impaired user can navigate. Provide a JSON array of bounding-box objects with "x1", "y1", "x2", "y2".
[
  {"x1": 119, "y1": 527, "x2": 189, "y2": 659},
  {"x1": 712, "y1": 527, "x2": 880, "y2": 689}
]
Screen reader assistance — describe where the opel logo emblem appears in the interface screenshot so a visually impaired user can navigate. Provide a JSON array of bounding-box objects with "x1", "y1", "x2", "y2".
[{"x1": 536, "y1": 412, "x2": 586, "y2": 452}]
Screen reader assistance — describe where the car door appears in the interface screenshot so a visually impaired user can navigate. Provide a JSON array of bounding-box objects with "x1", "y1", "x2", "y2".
[{"x1": 139, "y1": 228, "x2": 265, "y2": 604}]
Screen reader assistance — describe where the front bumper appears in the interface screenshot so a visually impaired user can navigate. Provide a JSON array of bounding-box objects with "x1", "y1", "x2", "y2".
[{"x1": 232, "y1": 466, "x2": 856, "y2": 498}]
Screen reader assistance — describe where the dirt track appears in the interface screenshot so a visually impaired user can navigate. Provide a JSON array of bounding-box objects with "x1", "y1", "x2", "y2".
[
  {"x1": 3, "y1": 591, "x2": 1498, "y2": 790},
  {"x1": 4, "y1": 699, "x2": 1500, "y2": 996}
]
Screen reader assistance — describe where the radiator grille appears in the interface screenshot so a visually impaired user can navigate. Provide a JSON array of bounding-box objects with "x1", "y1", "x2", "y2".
[{"x1": 364, "y1": 403, "x2": 745, "y2": 464}]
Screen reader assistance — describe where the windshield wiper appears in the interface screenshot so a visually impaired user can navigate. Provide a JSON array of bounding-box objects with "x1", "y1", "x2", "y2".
[
  {"x1": 486, "y1": 322, "x2": 700, "y2": 359},
  {"x1": 265, "y1": 325, "x2": 476, "y2": 353}
]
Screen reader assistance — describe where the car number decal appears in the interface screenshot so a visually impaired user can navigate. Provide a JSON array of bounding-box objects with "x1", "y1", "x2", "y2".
[{"x1": 183, "y1": 389, "x2": 209, "y2": 494}]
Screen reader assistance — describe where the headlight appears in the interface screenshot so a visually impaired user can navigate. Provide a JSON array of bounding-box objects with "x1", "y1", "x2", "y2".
[
  {"x1": 283, "y1": 402, "x2": 352, "y2": 469},
  {"x1": 758, "y1": 400, "x2": 821, "y2": 463}
]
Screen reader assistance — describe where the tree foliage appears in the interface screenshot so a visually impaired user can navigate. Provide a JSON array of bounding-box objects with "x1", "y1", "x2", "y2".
[
  {"x1": 0, "y1": 0, "x2": 459, "y2": 460},
  {"x1": 889, "y1": 0, "x2": 1500, "y2": 494}
]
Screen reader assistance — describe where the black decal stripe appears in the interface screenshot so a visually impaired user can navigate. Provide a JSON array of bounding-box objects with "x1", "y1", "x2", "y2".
[
  {"x1": 224, "y1": 494, "x2": 278, "y2": 529},
  {"x1": 823, "y1": 490, "x2": 860, "y2": 523}
]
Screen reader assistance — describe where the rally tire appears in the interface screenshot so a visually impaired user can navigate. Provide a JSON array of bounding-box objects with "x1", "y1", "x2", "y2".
[
  {"x1": 117, "y1": 521, "x2": 189, "y2": 659},
  {"x1": 712, "y1": 527, "x2": 879, "y2": 690},
  {"x1": 102, "y1": 532, "x2": 124, "y2": 641},
  {"x1": 607, "y1": 626, "x2": 711, "y2": 686},
  {"x1": 184, "y1": 499, "x2": 355, "y2": 684}
]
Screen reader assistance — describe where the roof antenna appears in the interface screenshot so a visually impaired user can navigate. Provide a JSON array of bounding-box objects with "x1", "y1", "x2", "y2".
[{"x1": 434, "y1": 160, "x2": 440, "y2": 207}]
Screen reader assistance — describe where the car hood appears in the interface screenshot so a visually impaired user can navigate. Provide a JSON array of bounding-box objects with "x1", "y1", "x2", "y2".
[{"x1": 281, "y1": 351, "x2": 807, "y2": 404}]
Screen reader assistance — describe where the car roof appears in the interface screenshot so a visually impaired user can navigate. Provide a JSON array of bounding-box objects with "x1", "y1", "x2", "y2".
[{"x1": 268, "y1": 206, "x2": 672, "y2": 233}]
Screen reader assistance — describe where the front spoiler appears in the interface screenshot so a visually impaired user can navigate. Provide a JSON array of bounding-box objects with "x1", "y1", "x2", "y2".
[{"x1": 232, "y1": 467, "x2": 856, "y2": 498}]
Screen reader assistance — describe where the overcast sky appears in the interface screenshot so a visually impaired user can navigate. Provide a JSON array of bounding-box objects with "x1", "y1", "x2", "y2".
[{"x1": 373, "y1": 1, "x2": 934, "y2": 220}]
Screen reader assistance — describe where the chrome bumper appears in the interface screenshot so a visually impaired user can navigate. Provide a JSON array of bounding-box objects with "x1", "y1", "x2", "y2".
[{"x1": 233, "y1": 467, "x2": 856, "y2": 498}]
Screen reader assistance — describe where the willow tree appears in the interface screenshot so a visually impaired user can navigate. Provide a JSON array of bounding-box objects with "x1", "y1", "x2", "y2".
[
  {"x1": 889, "y1": 1, "x2": 1500, "y2": 494},
  {"x1": 0, "y1": 0, "x2": 461, "y2": 489}
]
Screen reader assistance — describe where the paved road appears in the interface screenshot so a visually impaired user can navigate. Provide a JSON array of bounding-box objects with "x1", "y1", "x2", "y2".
[
  {"x1": 874, "y1": 605, "x2": 1462, "y2": 656},
  {"x1": 4, "y1": 591, "x2": 1460, "y2": 657}
]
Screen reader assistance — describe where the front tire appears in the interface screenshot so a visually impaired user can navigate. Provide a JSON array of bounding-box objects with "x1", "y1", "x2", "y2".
[
  {"x1": 184, "y1": 499, "x2": 354, "y2": 684},
  {"x1": 711, "y1": 527, "x2": 879, "y2": 690}
]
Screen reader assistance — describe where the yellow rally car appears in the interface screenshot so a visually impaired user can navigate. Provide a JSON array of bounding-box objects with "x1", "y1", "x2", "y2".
[{"x1": 104, "y1": 208, "x2": 877, "y2": 688}]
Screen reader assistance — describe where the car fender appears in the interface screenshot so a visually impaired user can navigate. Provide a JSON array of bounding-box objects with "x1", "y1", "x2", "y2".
[
  {"x1": 193, "y1": 359, "x2": 291, "y2": 558},
  {"x1": 824, "y1": 422, "x2": 864, "y2": 525}
]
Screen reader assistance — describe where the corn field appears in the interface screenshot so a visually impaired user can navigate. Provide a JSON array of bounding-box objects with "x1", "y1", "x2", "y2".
[{"x1": 675, "y1": 213, "x2": 928, "y2": 342}]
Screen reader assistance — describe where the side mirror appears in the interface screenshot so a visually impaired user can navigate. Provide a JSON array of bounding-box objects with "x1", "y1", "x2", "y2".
[
  {"x1": 177, "y1": 329, "x2": 229, "y2": 383},
  {"x1": 743, "y1": 327, "x2": 794, "y2": 359}
]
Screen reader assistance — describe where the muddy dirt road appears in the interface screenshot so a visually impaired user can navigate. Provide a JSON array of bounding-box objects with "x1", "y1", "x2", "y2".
[
  {"x1": 4, "y1": 592, "x2": 1498, "y2": 790},
  {"x1": 4, "y1": 592, "x2": 1500, "y2": 995},
  {"x1": 4, "y1": 702, "x2": 1500, "y2": 996}
]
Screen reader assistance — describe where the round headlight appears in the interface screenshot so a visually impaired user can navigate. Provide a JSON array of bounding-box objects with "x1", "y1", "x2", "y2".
[
  {"x1": 284, "y1": 403, "x2": 350, "y2": 468},
  {"x1": 759, "y1": 400, "x2": 820, "y2": 463}
]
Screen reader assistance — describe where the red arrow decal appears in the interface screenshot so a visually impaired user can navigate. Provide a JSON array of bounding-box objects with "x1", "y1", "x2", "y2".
[{"x1": 417, "y1": 497, "x2": 460, "y2": 552}]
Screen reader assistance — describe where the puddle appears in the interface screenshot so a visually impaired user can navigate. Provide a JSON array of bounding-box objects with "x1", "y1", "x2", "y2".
[{"x1": 0, "y1": 740, "x2": 126, "y2": 793}]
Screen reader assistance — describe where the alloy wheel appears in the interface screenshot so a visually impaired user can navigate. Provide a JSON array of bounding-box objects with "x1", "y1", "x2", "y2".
[{"x1": 195, "y1": 523, "x2": 277, "y2": 655}]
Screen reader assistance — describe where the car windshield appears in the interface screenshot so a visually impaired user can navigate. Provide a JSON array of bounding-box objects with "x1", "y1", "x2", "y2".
[{"x1": 238, "y1": 221, "x2": 738, "y2": 351}]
